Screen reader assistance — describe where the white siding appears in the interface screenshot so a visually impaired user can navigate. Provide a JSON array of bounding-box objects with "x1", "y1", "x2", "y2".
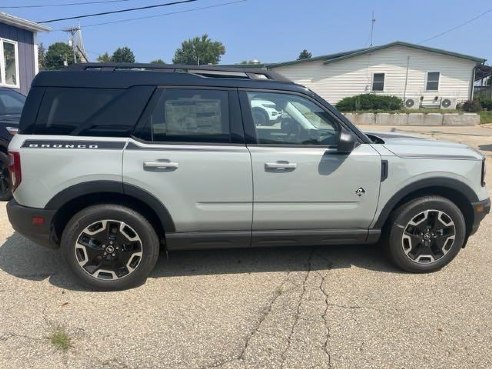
[{"x1": 273, "y1": 45, "x2": 476, "y2": 105}]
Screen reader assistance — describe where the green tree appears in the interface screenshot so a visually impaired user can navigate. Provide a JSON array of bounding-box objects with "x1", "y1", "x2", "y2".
[
  {"x1": 97, "y1": 52, "x2": 111, "y2": 62},
  {"x1": 111, "y1": 47, "x2": 135, "y2": 63},
  {"x1": 38, "y1": 43, "x2": 46, "y2": 71},
  {"x1": 150, "y1": 59, "x2": 166, "y2": 64},
  {"x1": 44, "y1": 42, "x2": 78, "y2": 70},
  {"x1": 297, "y1": 49, "x2": 312, "y2": 60},
  {"x1": 173, "y1": 34, "x2": 225, "y2": 65}
]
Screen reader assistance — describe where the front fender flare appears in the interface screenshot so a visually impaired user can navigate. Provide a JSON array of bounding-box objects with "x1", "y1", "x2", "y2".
[{"x1": 373, "y1": 177, "x2": 478, "y2": 229}]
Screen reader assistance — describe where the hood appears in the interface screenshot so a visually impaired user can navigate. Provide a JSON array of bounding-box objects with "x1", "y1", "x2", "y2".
[{"x1": 365, "y1": 131, "x2": 484, "y2": 161}]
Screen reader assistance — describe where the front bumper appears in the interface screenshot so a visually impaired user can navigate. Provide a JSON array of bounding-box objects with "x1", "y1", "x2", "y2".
[
  {"x1": 6, "y1": 200, "x2": 58, "y2": 249},
  {"x1": 470, "y1": 197, "x2": 491, "y2": 235}
]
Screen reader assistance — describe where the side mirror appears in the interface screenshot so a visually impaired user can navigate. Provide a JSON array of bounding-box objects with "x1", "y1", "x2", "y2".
[{"x1": 337, "y1": 129, "x2": 357, "y2": 154}]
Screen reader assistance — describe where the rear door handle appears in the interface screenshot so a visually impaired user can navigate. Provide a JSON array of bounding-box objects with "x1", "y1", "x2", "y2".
[
  {"x1": 265, "y1": 162, "x2": 297, "y2": 170},
  {"x1": 143, "y1": 161, "x2": 179, "y2": 170}
]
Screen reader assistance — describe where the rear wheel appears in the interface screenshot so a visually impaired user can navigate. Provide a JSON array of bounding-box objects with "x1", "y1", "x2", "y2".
[
  {"x1": 0, "y1": 152, "x2": 12, "y2": 201},
  {"x1": 61, "y1": 204, "x2": 160, "y2": 290},
  {"x1": 385, "y1": 196, "x2": 466, "y2": 273}
]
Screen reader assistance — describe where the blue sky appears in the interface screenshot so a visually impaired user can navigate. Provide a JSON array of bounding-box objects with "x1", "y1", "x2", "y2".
[{"x1": 3, "y1": 0, "x2": 492, "y2": 64}]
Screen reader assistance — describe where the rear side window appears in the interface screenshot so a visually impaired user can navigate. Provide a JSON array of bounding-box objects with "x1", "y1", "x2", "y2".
[
  {"x1": 29, "y1": 86, "x2": 154, "y2": 136},
  {"x1": 137, "y1": 88, "x2": 231, "y2": 143}
]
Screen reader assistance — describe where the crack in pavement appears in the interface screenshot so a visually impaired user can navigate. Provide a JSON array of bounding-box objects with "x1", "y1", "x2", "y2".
[
  {"x1": 316, "y1": 270, "x2": 332, "y2": 369},
  {"x1": 279, "y1": 248, "x2": 315, "y2": 369},
  {"x1": 0, "y1": 332, "x2": 45, "y2": 342},
  {"x1": 202, "y1": 270, "x2": 294, "y2": 369}
]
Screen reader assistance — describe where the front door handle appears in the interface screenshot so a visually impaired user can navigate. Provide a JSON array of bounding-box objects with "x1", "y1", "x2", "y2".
[
  {"x1": 143, "y1": 160, "x2": 179, "y2": 170},
  {"x1": 265, "y1": 161, "x2": 297, "y2": 170}
]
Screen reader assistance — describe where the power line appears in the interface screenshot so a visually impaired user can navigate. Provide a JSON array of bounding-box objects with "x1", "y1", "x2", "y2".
[
  {"x1": 1, "y1": 0, "x2": 132, "y2": 9},
  {"x1": 53, "y1": 0, "x2": 247, "y2": 30},
  {"x1": 419, "y1": 7, "x2": 492, "y2": 44},
  {"x1": 38, "y1": 0, "x2": 199, "y2": 23}
]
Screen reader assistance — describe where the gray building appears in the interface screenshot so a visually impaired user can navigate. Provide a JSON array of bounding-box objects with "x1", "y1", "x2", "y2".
[{"x1": 0, "y1": 12, "x2": 49, "y2": 95}]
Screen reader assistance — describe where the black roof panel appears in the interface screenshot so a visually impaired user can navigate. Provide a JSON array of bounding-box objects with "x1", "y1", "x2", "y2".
[{"x1": 32, "y1": 68, "x2": 306, "y2": 93}]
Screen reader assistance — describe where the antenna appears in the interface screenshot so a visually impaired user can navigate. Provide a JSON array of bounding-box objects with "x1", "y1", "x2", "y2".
[
  {"x1": 62, "y1": 25, "x2": 89, "y2": 63},
  {"x1": 370, "y1": 11, "x2": 376, "y2": 47}
]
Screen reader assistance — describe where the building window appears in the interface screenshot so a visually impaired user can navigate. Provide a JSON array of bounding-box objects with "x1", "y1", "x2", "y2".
[
  {"x1": 0, "y1": 39, "x2": 19, "y2": 88},
  {"x1": 426, "y1": 72, "x2": 440, "y2": 91},
  {"x1": 372, "y1": 73, "x2": 385, "y2": 91}
]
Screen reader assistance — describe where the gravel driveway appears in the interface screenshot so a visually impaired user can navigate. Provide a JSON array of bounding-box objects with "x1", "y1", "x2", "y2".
[{"x1": 0, "y1": 125, "x2": 491, "y2": 369}]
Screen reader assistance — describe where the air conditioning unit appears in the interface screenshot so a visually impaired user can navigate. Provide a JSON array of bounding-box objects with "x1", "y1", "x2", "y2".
[
  {"x1": 404, "y1": 97, "x2": 420, "y2": 109},
  {"x1": 440, "y1": 98, "x2": 457, "y2": 109}
]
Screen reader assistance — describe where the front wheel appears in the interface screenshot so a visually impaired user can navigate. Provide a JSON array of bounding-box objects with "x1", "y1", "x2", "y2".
[
  {"x1": 61, "y1": 204, "x2": 160, "y2": 290},
  {"x1": 385, "y1": 196, "x2": 466, "y2": 273}
]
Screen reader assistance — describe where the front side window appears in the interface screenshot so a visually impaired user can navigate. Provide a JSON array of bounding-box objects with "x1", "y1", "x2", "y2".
[
  {"x1": 372, "y1": 73, "x2": 385, "y2": 91},
  {"x1": 145, "y1": 89, "x2": 231, "y2": 143},
  {"x1": 426, "y1": 72, "x2": 440, "y2": 91},
  {"x1": 246, "y1": 91, "x2": 340, "y2": 146},
  {"x1": 0, "y1": 39, "x2": 19, "y2": 88}
]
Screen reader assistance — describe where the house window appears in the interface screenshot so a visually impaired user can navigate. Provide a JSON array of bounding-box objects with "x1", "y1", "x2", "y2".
[
  {"x1": 372, "y1": 73, "x2": 385, "y2": 91},
  {"x1": 426, "y1": 72, "x2": 440, "y2": 91},
  {"x1": 0, "y1": 39, "x2": 19, "y2": 88}
]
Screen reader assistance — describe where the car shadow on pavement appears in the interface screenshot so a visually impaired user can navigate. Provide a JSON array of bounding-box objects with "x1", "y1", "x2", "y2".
[{"x1": 0, "y1": 232, "x2": 402, "y2": 291}]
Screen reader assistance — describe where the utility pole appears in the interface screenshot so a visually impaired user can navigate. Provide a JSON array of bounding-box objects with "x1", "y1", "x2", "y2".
[
  {"x1": 63, "y1": 25, "x2": 89, "y2": 63},
  {"x1": 370, "y1": 11, "x2": 376, "y2": 47}
]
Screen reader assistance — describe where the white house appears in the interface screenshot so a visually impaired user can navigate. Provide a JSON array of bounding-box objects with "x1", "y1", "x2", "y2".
[{"x1": 269, "y1": 41, "x2": 486, "y2": 109}]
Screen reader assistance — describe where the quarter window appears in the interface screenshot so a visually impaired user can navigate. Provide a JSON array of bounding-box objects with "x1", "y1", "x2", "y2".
[
  {"x1": 426, "y1": 72, "x2": 440, "y2": 91},
  {"x1": 246, "y1": 91, "x2": 340, "y2": 146},
  {"x1": 145, "y1": 89, "x2": 231, "y2": 143},
  {"x1": 34, "y1": 86, "x2": 153, "y2": 136},
  {"x1": 372, "y1": 73, "x2": 385, "y2": 91},
  {"x1": 0, "y1": 39, "x2": 19, "y2": 88}
]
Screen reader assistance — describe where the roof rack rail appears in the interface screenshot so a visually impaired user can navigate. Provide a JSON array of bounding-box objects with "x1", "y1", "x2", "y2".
[{"x1": 66, "y1": 63, "x2": 292, "y2": 82}]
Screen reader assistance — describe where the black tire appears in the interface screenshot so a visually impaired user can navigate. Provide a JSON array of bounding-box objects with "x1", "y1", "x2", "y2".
[
  {"x1": 61, "y1": 204, "x2": 160, "y2": 290},
  {"x1": 252, "y1": 108, "x2": 270, "y2": 126},
  {"x1": 0, "y1": 152, "x2": 12, "y2": 201},
  {"x1": 384, "y1": 196, "x2": 466, "y2": 273}
]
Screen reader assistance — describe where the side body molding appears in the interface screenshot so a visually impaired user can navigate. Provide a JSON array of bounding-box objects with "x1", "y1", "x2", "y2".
[{"x1": 44, "y1": 180, "x2": 176, "y2": 232}]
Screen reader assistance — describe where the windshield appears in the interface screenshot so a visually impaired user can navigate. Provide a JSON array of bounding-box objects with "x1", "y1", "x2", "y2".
[{"x1": 0, "y1": 89, "x2": 26, "y2": 117}]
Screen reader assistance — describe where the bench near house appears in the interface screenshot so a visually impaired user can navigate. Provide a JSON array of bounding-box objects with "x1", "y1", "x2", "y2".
[
  {"x1": 0, "y1": 12, "x2": 49, "y2": 95},
  {"x1": 269, "y1": 41, "x2": 486, "y2": 110}
]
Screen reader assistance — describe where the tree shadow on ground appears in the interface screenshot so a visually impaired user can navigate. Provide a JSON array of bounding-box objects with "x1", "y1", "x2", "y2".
[{"x1": 0, "y1": 232, "x2": 403, "y2": 291}]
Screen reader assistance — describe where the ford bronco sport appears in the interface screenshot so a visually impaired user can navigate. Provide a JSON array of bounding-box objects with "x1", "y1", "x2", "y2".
[{"x1": 7, "y1": 63, "x2": 490, "y2": 290}]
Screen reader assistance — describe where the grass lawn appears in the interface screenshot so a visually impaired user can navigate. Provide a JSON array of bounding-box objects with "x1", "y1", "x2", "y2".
[{"x1": 480, "y1": 111, "x2": 492, "y2": 124}]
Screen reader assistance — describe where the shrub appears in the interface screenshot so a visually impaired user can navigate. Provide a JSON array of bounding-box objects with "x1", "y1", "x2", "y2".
[
  {"x1": 460, "y1": 100, "x2": 482, "y2": 112},
  {"x1": 477, "y1": 97, "x2": 492, "y2": 111},
  {"x1": 335, "y1": 94, "x2": 403, "y2": 112}
]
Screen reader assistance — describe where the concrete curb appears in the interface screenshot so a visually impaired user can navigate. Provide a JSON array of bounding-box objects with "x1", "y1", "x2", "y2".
[{"x1": 343, "y1": 112, "x2": 479, "y2": 126}]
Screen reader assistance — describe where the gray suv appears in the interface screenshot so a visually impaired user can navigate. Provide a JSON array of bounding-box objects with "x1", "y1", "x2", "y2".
[{"x1": 7, "y1": 64, "x2": 490, "y2": 290}]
